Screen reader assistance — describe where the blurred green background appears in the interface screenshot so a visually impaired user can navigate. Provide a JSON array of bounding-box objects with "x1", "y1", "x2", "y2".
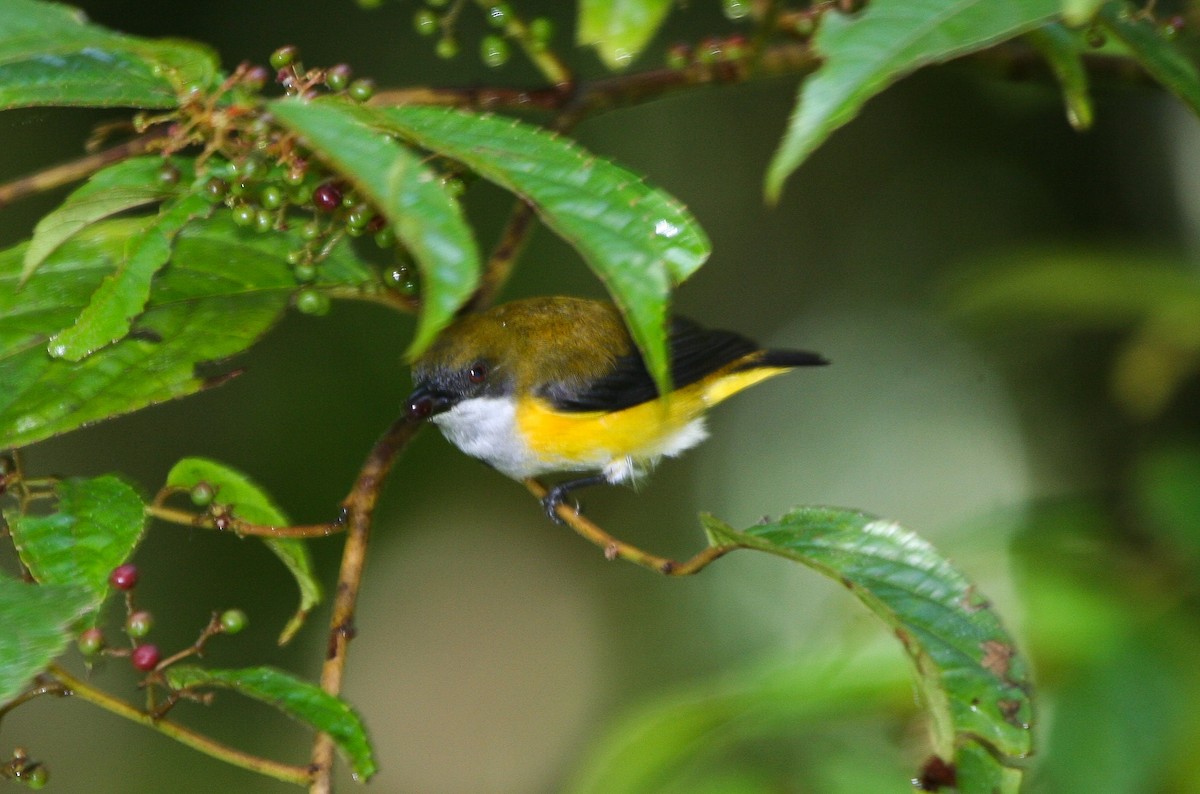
[{"x1": 4, "y1": 2, "x2": 1200, "y2": 792}]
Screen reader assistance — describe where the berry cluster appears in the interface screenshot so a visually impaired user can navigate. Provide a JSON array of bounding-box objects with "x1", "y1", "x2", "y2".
[
  {"x1": 412, "y1": 1, "x2": 553, "y2": 69},
  {"x1": 76, "y1": 562, "x2": 248, "y2": 677},
  {"x1": 141, "y1": 47, "x2": 419, "y2": 311}
]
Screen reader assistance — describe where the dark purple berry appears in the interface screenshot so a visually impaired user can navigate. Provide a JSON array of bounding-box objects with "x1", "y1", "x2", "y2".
[
  {"x1": 131, "y1": 644, "x2": 160, "y2": 671},
  {"x1": 109, "y1": 563, "x2": 138, "y2": 591},
  {"x1": 312, "y1": 182, "x2": 343, "y2": 212}
]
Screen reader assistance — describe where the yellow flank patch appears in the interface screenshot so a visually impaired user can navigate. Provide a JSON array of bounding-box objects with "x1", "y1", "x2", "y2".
[{"x1": 515, "y1": 364, "x2": 793, "y2": 467}]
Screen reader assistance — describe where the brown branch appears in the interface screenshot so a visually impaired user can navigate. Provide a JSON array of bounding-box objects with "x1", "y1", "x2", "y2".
[
  {"x1": 463, "y1": 200, "x2": 537, "y2": 314},
  {"x1": 0, "y1": 129, "x2": 166, "y2": 209},
  {"x1": 522, "y1": 479, "x2": 737, "y2": 576},
  {"x1": 146, "y1": 504, "x2": 346, "y2": 539},
  {"x1": 308, "y1": 415, "x2": 423, "y2": 794}
]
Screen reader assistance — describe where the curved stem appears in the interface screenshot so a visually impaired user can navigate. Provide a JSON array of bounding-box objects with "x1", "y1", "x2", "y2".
[
  {"x1": 523, "y1": 479, "x2": 737, "y2": 575},
  {"x1": 0, "y1": 130, "x2": 165, "y2": 208},
  {"x1": 308, "y1": 415, "x2": 423, "y2": 794},
  {"x1": 47, "y1": 664, "x2": 312, "y2": 787}
]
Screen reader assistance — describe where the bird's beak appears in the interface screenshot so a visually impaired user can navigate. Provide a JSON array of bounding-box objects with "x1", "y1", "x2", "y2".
[{"x1": 407, "y1": 384, "x2": 456, "y2": 421}]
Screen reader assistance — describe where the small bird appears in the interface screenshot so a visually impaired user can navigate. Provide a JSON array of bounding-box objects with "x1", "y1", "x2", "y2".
[{"x1": 407, "y1": 296, "x2": 827, "y2": 514}]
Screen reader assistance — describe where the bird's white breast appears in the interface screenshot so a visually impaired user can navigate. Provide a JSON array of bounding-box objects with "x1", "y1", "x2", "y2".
[{"x1": 430, "y1": 396, "x2": 544, "y2": 479}]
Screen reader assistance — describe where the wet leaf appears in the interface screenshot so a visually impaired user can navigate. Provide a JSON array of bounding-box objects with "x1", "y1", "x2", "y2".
[
  {"x1": 703, "y1": 507, "x2": 1033, "y2": 791},
  {"x1": 0, "y1": 0, "x2": 218, "y2": 110},
  {"x1": 270, "y1": 98, "x2": 481, "y2": 357},
  {"x1": 577, "y1": 0, "x2": 673, "y2": 70},
  {"x1": 366, "y1": 104, "x2": 710, "y2": 396},
  {"x1": 21, "y1": 156, "x2": 179, "y2": 284},
  {"x1": 0, "y1": 577, "x2": 93, "y2": 705},
  {"x1": 8, "y1": 475, "x2": 146, "y2": 603},
  {"x1": 766, "y1": 0, "x2": 1062, "y2": 201},
  {"x1": 165, "y1": 665, "x2": 376, "y2": 779}
]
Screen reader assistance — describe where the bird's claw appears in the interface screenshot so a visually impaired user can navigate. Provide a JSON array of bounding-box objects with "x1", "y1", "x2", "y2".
[{"x1": 542, "y1": 486, "x2": 581, "y2": 524}]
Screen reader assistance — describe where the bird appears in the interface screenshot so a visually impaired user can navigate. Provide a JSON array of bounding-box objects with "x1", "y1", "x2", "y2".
[{"x1": 407, "y1": 296, "x2": 827, "y2": 515}]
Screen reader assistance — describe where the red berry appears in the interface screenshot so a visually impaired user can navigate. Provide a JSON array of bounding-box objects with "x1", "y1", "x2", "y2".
[
  {"x1": 312, "y1": 182, "x2": 343, "y2": 211},
  {"x1": 109, "y1": 563, "x2": 139, "y2": 590},
  {"x1": 131, "y1": 644, "x2": 160, "y2": 671}
]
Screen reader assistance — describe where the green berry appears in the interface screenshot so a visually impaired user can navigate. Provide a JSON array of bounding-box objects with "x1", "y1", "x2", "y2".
[
  {"x1": 486, "y1": 3, "x2": 511, "y2": 28},
  {"x1": 300, "y1": 221, "x2": 323, "y2": 241},
  {"x1": 325, "y1": 63, "x2": 352, "y2": 92},
  {"x1": 220, "y1": 608, "x2": 249, "y2": 635},
  {"x1": 348, "y1": 78, "x2": 376, "y2": 102},
  {"x1": 528, "y1": 17, "x2": 553, "y2": 50},
  {"x1": 254, "y1": 209, "x2": 274, "y2": 233},
  {"x1": 284, "y1": 162, "x2": 308, "y2": 186},
  {"x1": 77, "y1": 627, "x2": 105, "y2": 656},
  {"x1": 260, "y1": 185, "x2": 284, "y2": 210},
  {"x1": 414, "y1": 9, "x2": 439, "y2": 36},
  {"x1": 190, "y1": 481, "x2": 215, "y2": 507},
  {"x1": 665, "y1": 43, "x2": 690, "y2": 70},
  {"x1": 19, "y1": 763, "x2": 48, "y2": 790},
  {"x1": 436, "y1": 37, "x2": 459, "y2": 59},
  {"x1": 481, "y1": 34, "x2": 510, "y2": 68},
  {"x1": 203, "y1": 177, "x2": 229, "y2": 201},
  {"x1": 722, "y1": 0, "x2": 750, "y2": 20},
  {"x1": 345, "y1": 205, "x2": 371, "y2": 229},
  {"x1": 269, "y1": 45, "x2": 298, "y2": 70},
  {"x1": 126, "y1": 610, "x2": 153, "y2": 639},
  {"x1": 231, "y1": 205, "x2": 255, "y2": 227},
  {"x1": 295, "y1": 289, "x2": 331, "y2": 316},
  {"x1": 293, "y1": 262, "x2": 317, "y2": 283},
  {"x1": 373, "y1": 227, "x2": 396, "y2": 248}
]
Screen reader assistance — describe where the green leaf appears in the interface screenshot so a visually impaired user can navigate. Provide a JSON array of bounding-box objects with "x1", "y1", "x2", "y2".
[
  {"x1": 9, "y1": 475, "x2": 146, "y2": 604},
  {"x1": 1026, "y1": 23, "x2": 1094, "y2": 130},
  {"x1": 21, "y1": 156, "x2": 179, "y2": 284},
  {"x1": 569, "y1": 644, "x2": 914, "y2": 794},
  {"x1": 0, "y1": 577, "x2": 94, "y2": 705},
  {"x1": 1097, "y1": 2, "x2": 1200, "y2": 117},
  {"x1": 945, "y1": 253, "x2": 1200, "y2": 327},
  {"x1": 164, "y1": 665, "x2": 376, "y2": 780},
  {"x1": 1061, "y1": 0, "x2": 1107, "y2": 25},
  {"x1": 49, "y1": 191, "x2": 213, "y2": 361},
  {"x1": 765, "y1": 0, "x2": 1063, "y2": 201},
  {"x1": 0, "y1": 216, "x2": 313, "y2": 448},
  {"x1": 1133, "y1": 443, "x2": 1200, "y2": 561},
  {"x1": 270, "y1": 98, "x2": 481, "y2": 357},
  {"x1": 164, "y1": 457, "x2": 321, "y2": 645},
  {"x1": 0, "y1": 0, "x2": 218, "y2": 110},
  {"x1": 703, "y1": 508, "x2": 1033, "y2": 790},
  {"x1": 365, "y1": 105, "x2": 711, "y2": 396},
  {"x1": 577, "y1": 0, "x2": 673, "y2": 70}
]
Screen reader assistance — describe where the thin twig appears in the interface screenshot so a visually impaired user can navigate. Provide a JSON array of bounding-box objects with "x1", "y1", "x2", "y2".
[
  {"x1": 463, "y1": 200, "x2": 537, "y2": 314},
  {"x1": 47, "y1": 664, "x2": 312, "y2": 787},
  {"x1": 0, "y1": 130, "x2": 165, "y2": 208},
  {"x1": 146, "y1": 504, "x2": 346, "y2": 539},
  {"x1": 523, "y1": 479, "x2": 737, "y2": 575},
  {"x1": 308, "y1": 415, "x2": 423, "y2": 794}
]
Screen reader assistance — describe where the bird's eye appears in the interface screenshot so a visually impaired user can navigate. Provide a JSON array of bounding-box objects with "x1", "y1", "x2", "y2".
[{"x1": 468, "y1": 362, "x2": 488, "y2": 384}]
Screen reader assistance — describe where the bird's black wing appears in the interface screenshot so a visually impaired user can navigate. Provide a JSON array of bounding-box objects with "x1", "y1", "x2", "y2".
[{"x1": 544, "y1": 317, "x2": 763, "y2": 413}]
